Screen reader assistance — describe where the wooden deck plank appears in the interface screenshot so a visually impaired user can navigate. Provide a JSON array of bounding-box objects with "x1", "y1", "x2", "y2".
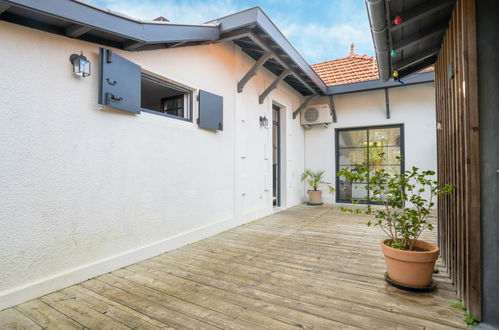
[
  {"x1": 15, "y1": 299, "x2": 84, "y2": 330},
  {"x1": 96, "y1": 273, "x2": 268, "y2": 330},
  {"x1": 0, "y1": 308, "x2": 42, "y2": 330},
  {"x1": 61, "y1": 286, "x2": 170, "y2": 330},
  {"x1": 113, "y1": 267, "x2": 301, "y2": 329},
  {"x1": 81, "y1": 279, "x2": 218, "y2": 330},
  {"x1": 0, "y1": 205, "x2": 466, "y2": 329},
  {"x1": 148, "y1": 252, "x2": 464, "y2": 329},
  {"x1": 40, "y1": 291, "x2": 132, "y2": 330}
]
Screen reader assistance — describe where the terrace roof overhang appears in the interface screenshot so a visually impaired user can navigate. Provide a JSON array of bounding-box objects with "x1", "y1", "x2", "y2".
[
  {"x1": 327, "y1": 70, "x2": 434, "y2": 95},
  {"x1": 0, "y1": 1, "x2": 327, "y2": 96},
  {"x1": 365, "y1": 0, "x2": 456, "y2": 81}
]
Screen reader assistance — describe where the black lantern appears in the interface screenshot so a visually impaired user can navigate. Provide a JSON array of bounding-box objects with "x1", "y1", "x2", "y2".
[
  {"x1": 259, "y1": 116, "x2": 269, "y2": 128},
  {"x1": 70, "y1": 52, "x2": 91, "y2": 77}
]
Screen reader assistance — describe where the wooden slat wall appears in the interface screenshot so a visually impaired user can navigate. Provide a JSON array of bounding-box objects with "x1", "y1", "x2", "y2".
[{"x1": 435, "y1": 0, "x2": 481, "y2": 320}]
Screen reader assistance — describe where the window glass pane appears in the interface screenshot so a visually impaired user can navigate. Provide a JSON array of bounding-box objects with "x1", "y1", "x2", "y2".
[
  {"x1": 368, "y1": 146, "x2": 401, "y2": 166},
  {"x1": 141, "y1": 75, "x2": 190, "y2": 120},
  {"x1": 337, "y1": 165, "x2": 368, "y2": 201},
  {"x1": 369, "y1": 128, "x2": 401, "y2": 147},
  {"x1": 338, "y1": 181, "x2": 369, "y2": 201},
  {"x1": 336, "y1": 126, "x2": 403, "y2": 204},
  {"x1": 338, "y1": 148, "x2": 367, "y2": 166},
  {"x1": 338, "y1": 130, "x2": 367, "y2": 148},
  {"x1": 369, "y1": 165, "x2": 402, "y2": 176}
]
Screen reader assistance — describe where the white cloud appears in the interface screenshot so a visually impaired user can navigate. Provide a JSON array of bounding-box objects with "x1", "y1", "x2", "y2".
[{"x1": 288, "y1": 22, "x2": 374, "y2": 63}]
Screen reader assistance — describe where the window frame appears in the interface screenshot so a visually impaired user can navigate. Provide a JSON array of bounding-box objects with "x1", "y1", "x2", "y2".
[
  {"x1": 140, "y1": 73, "x2": 193, "y2": 123},
  {"x1": 335, "y1": 124, "x2": 405, "y2": 204}
]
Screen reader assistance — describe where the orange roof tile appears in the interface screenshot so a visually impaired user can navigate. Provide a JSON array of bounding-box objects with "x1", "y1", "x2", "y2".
[{"x1": 312, "y1": 44, "x2": 433, "y2": 86}]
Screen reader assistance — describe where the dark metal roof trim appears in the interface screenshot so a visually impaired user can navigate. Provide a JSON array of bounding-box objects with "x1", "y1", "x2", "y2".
[
  {"x1": 0, "y1": 0, "x2": 219, "y2": 44},
  {"x1": 327, "y1": 71, "x2": 434, "y2": 95},
  {"x1": 207, "y1": 7, "x2": 327, "y2": 95},
  {"x1": 0, "y1": 1, "x2": 327, "y2": 96},
  {"x1": 365, "y1": 0, "x2": 455, "y2": 82}
]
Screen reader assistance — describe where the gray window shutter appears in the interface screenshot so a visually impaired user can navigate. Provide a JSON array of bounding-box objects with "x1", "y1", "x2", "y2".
[
  {"x1": 198, "y1": 90, "x2": 223, "y2": 131},
  {"x1": 99, "y1": 48, "x2": 141, "y2": 114}
]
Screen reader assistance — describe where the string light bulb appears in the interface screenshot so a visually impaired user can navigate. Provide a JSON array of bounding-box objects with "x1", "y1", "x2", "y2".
[
  {"x1": 394, "y1": 16, "x2": 403, "y2": 25},
  {"x1": 391, "y1": 49, "x2": 397, "y2": 57},
  {"x1": 393, "y1": 70, "x2": 399, "y2": 78}
]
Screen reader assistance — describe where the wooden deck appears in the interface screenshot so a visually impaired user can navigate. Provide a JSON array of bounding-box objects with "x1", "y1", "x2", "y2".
[{"x1": 0, "y1": 205, "x2": 466, "y2": 329}]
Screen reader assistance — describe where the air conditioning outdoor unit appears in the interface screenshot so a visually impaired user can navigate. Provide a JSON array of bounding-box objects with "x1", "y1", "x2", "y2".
[{"x1": 300, "y1": 104, "x2": 332, "y2": 128}]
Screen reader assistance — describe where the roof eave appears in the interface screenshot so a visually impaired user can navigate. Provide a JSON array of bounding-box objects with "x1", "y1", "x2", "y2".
[{"x1": 327, "y1": 71, "x2": 434, "y2": 95}]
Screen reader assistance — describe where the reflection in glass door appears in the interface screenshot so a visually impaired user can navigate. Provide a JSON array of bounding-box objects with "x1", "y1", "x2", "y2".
[
  {"x1": 272, "y1": 104, "x2": 280, "y2": 206},
  {"x1": 335, "y1": 125, "x2": 404, "y2": 203}
]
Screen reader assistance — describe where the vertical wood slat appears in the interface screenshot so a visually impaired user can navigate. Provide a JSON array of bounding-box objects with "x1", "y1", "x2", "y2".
[{"x1": 435, "y1": 0, "x2": 481, "y2": 320}]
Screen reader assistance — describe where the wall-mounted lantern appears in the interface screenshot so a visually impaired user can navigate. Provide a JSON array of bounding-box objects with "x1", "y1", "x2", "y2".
[
  {"x1": 70, "y1": 52, "x2": 91, "y2": 77},
  {"x1": 259, "y1": 115, "x2": 269, "y2": 128}
]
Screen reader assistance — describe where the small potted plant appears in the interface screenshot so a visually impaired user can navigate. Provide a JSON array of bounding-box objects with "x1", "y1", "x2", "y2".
[
  {"x1": 301, "y1": 169, "x2": 335, "y2": 205},
  {"x1": 337, "y1": 154, "x2": 454, "y2": 289}
]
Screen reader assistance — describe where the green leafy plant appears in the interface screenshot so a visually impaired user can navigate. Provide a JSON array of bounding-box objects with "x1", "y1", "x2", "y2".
[
  {"x1": 301, "y1": 169, "x2": 335, "y2": 193},
  {"x1": 451, "y1": 300, "x2": 479, "y2": 326},
  {"x1": 450, "y1": 299, "x2": 464, "y2": 310},
  {"x1": 464, "y1": 312, "x2": 479, "y2": 326},
  {"x1": 337, "y1": 146, "x2": 455, "y2": 251}
]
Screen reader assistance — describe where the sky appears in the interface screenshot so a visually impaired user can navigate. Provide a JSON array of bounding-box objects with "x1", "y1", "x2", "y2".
[{"x1": 90, "y1": 0, "x2": 374, "y2": 64}]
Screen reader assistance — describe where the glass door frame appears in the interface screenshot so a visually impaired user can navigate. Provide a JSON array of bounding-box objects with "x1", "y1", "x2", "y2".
[{"x1": 335, "y1": 124, "x2": 405, "y2": 204}]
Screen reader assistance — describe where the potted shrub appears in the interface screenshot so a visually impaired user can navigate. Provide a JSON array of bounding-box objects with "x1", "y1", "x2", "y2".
[
  {"x1": 301, "y1": 170, "x2": 335, "y2": 205},
  {"x1": 337, "y1": 157, "x2": 454, "y2": 288}
]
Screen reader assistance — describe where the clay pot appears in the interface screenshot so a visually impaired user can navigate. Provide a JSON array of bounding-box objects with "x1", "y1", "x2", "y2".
[
  {"x1": 381, "y1": 239, "x2": 439, "y2": 287},
  {"x1": 307, "y1": 190, "x2": 323, "y2": 205}
]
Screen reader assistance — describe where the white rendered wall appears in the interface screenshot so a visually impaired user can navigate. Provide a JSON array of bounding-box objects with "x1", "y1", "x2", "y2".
[
  {"x1": 304, "y1": 83, "x2": 437, "y2": 204},
  {"x1": 0, "y1": 21, "x2": 305, "y2": 309}
]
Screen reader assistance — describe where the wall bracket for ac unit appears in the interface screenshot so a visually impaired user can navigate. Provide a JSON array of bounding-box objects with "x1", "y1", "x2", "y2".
[{"x1": 303, "y1": 123, "x2": 330, "y2": 130}]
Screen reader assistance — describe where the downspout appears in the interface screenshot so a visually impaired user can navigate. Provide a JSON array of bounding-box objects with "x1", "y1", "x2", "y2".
[{"x1": 365, "y1": 0, "x2": 391, "y2": 81}]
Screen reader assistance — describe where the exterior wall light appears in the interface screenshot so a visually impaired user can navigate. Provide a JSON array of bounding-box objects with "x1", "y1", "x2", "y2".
[
  {"x1": 70, "y1": 52, "x2": 91, "y2": 77},
  {"x1": 259, "y1": 116, "x2": 269, "y2": 128}
]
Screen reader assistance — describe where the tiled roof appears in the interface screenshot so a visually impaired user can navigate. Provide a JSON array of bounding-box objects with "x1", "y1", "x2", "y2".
[{"x1": 312, "y1": 44, "x2": 433, "y2": 86}]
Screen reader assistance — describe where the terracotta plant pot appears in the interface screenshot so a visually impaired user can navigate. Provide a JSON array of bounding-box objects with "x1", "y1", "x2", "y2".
[
  {"x1": 381, "y1": 239, "x2": 439, "y2": 287},
  {"x1": 307, "y1": 190, "x2": 323, "y2": 205}
]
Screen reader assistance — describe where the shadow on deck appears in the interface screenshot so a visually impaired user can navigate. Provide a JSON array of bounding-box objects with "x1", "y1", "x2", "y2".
[{"x1": 0, "y1": 205, "x2": 466, "y2": 329}]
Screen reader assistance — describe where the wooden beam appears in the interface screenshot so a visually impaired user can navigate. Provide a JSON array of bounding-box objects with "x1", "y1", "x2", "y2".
[
  {"x1": 390, "y1": 0, "x2": 454, "y2": 31},
  {"x1": 384, "y1": 88, "x2": 390, "y2": 119},
  {"x1": 168, "y1": 41, "x2": 187, "y2": 48},
  {"x1": 292, "y1": 94, "x2": 317, "y2": 119},
  {"x1": 65, "y1": 24, "x2": 92, "y2": 38},
  {"x1": 0, "y1": 4, "x2": 10, "y2": 15},
  {"x1": 248, "y1": 33, "x2": 318, "y2": 95},
  {"x1": 258, "y1": 69, "x2": 292, "y2": 104},
  {"x1": 123, "y1": 40, "x2": 147, "y2": 51},
  {"x1": 327, "y1": 95, "x2": 337, "y2": 123},
  {"x1": 396, "y1": 47, "x2": 439, "y2": 71},
  {"x1": 398, "y1": 56, "x2": 437, "y2": 79},
  {"x1": 237, "y1": 52, "x2": 272, "y2": 93},
  {"x1": 393, "y1": 23, "x2": 448, "y2": 51}
]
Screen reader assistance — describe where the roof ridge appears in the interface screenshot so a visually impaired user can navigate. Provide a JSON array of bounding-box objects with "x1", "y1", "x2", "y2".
[{"x1": 312, "y1": 53, "x2": 375, "y2": 66}]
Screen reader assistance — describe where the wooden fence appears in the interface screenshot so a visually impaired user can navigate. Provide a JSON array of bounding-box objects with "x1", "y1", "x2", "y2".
[{"x1": 435, "y1": 0, "x2": 481, "y2": 319}]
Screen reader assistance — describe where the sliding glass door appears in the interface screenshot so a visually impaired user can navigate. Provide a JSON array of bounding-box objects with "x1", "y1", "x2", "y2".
[{"x1": 336, "y1": 125, "x2": 404, "y2": 203}]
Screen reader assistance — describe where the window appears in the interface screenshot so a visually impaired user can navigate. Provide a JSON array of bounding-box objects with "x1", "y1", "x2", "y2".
[
  {"x1": 336, "y1": 125, "x2": 404, "y2": 203},
  {"x1": 98, "y1": 48, "x2": 222, "y2": 129},
  {"x1": 140, "y1": 74, "x2": 192, "y2": 121}
]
